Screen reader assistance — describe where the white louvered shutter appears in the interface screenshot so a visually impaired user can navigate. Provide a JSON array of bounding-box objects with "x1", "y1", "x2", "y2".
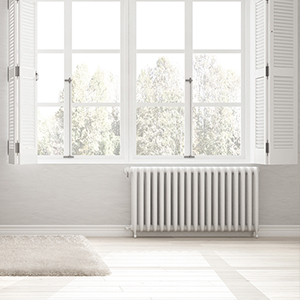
[
  {"x1": 268, "y1": 0, "x2": 298, "y2": 164},
  {"x1": 254, "y1": 0, "x2": 268, "y2": 164},
  {"x1": 8, "y1": 0, "x2": 18, "y2": 164},
  {"x1": 18, "y1": 0, "x2": 37, "y2": 164}
]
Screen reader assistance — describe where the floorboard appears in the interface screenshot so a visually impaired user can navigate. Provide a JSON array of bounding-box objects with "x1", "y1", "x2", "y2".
[{"x1": 0, "y1": 237, "x2": 299, "y2": 300}]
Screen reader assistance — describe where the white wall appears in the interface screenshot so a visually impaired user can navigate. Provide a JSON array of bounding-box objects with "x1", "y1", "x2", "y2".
[{"x1": 0, "y1": 1, "x2": 299, "y2": 226}]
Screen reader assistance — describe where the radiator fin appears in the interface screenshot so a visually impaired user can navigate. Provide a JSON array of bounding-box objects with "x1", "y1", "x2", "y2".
[{"x1": 129, "y1": 167, "x2": 259, "y2": 237}]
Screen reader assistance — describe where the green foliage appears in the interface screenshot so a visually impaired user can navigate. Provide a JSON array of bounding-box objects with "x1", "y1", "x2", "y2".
[
  {"x1": 193, "y1": 107, "x2": 241, "y2": 156},
  {"x1": 136, "y1": 55, "x2": 241, "y2": 156},
  {"x1": 193, "y1": 54, "x2": 241, "y2": 103},
  {"x1": 136, "y1": 57, "x2": 185, "y2": 155},
  {"x1": 38, "y1": 64, "x2": 120, "y2": 156},
  {"x1": 192, "y1": 55, "x2": 241, "y2": 155},
  {"x1": 38, "y1": 54, "x2": 241, "y2": 157},
  {"x1": 38, "y1": 107, "x2": 64, "y2": 156},
  {"x1": 137, "y1": 57, "x2": 184, "y2": 103},
  {"x1": 136, "y1": 107, "x2": 184, "y2": 156},
  {"x1": 72, "y1": 64, "x2": 119, "y2": 104},
  {"x1": 70, "y1": 64, "x2": 120, "y2": 155},
  {"x1": 72, "y1": 106, "x2": 120, "y2": 156}
]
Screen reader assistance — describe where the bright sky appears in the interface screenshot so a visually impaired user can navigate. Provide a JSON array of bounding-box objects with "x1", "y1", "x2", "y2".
[
  {"x1": 37, "y1": 2, "x2": 64, "y2": 49},
  {"x1": 137, "y1": 2, "x2": 185, "y2": 49},
  {"x1": 37, "y1": 53, "x2": 64, "y2": 103},
  {"x1": 72, "y1": 2, "x2": 120, "y2": 49},
  {"x1": 72, "y1": 54, "x2": 120, "y2": 78},
  {"x1": 193, "y1": 2, "x2": 241, "y2": 49},
  {"x1": 37, "y1": 1, "x2": 241, "y2": 104}
]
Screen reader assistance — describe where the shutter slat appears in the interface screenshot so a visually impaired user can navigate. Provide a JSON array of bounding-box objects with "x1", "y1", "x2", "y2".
[
  {"x1": 253, "y1": 0, "x2": 267, "y2": 163},
  {"x1": 19, "y1": 0, "x2": 37, "y2": 164},
  {"x1": 269, "y1": 0, "x2": 298, "y2": 164},
  {"x1": 8, "y1": 0, "x2": 17, "y2": 164}
]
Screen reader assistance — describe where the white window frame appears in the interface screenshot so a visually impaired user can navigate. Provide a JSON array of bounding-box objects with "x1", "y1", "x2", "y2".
[
  {"x1": 128, "y1": 0, "x2": 248, "y2": 164},
  {"x1": 36, "y1": 0, "x2": 249, "y2": 164},
  {"x1": 11, "y1": 0, "x2": 295, "y2": 165},
  {"x1": 8, "y1": 0, "x2": 297, "y2": 165},
  {"x1": 37, "y1": 0, "x2": 128, "y2": 163}
]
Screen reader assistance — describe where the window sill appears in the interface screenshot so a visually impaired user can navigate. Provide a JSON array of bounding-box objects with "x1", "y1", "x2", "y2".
[{"x1": 37, "y1": 156, "x2": 254, "y2": 165}]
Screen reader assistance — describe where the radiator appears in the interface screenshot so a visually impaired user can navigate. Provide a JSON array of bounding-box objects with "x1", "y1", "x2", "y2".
[{"x1": 125, "y1": 167, "x2": 259, "y2": 238}]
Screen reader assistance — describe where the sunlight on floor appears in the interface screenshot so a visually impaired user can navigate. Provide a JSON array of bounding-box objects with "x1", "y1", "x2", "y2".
[{"x1": 0, "y1": 237, "x2": 299, "y2": 300}]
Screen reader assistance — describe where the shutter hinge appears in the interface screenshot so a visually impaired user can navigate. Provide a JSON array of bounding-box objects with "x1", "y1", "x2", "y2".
[
  {"x1": 15, "y1": 66, "x2": 20, "y2": 77},
  {"x1": 266, "y1": 65, "x2": 269, "y2": 78},
  {"x1": 266, "y1": 141, "x2": 269, "y2": 155},
  {"x1": 7, "y1": 140, "x2": 9, "y2": 155},
  {"x1": 7, "y1": 67, "x2": 9, "y2": 82},
  {"x1": 15, "y1": 142, "x2": 20, "y2": 154}
]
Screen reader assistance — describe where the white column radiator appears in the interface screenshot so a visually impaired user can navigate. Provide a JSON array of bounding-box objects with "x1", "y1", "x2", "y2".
[{"x1": 125, "y1": 167, "x2": 259, "y2": 238}]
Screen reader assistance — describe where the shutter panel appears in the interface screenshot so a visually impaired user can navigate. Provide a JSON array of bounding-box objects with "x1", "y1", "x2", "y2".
[
  {"x1": 268, "y1": 0, "x2": 298, "y2": 164},
  {"x1": 18, "y1": 0, "x2": 37, "y2": 164},
  {"x1": 254, "y1": 0, "x2": 268, "y2": 164},
  {"x1": 8, "y1": 0, "x2": 18, "y2": 164}
]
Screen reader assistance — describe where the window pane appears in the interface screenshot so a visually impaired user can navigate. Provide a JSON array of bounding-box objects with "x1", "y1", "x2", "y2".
[
  {"x1": 137, "y1": 2, "x2": 184, "y2": 49},
  {"x1": 193, "y1": 107, "x2": 241, "y2": 156},
  {"x1": 193, "y1": 2, "x2": 241, "y2": 49},
  {"x1": 137, "y1": 54, "x2": 184, "y2": 103},
  {"x1": 72, "y1": 107, "x2": 120, "y2": 155},
  {"x1": 136, "y1": 107, "x2": 184, "y2": 156},
  {"x1": 37, "y1": 2, "x2": 64, "y2": 49},
  {"x1": 72, "y1": 2, "x2": 120, "y2": 49},
  {"x1": 193, "y1": 54, "x2": 241, "y2": 103},
  {"x1": 72, "y1": 54, "x2": 120, "y2": 103},
  {"x1": 37, "y1": 54, "x2": 64, "y2": 103},
  {"x1": 38, "y1": 107, "x2": 64, "y2": 155}
]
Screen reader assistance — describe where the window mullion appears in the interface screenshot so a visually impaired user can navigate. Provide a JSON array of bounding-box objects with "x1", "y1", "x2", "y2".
[
  {"x1": 121, "y1": 0, "x2": 129, "y2": 161},
  {"x1": 185, "y1": 0, "x2": 193, "y2": 157},
  {"x1": 64, "y1": 0, "x2": 72, "y2": 157},
  {"x1": 128, "y1": 0, "x2": 136, "y2": 161}
]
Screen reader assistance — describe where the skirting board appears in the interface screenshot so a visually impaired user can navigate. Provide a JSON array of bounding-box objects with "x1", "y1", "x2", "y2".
[
  {"x1": 0, "y1": 225, "x2": 132, "y2": 237},
  {"x1": 258, "y1": 225, "x2": 300, "y2": 237},
  {"x1": 0, "y1": 225, "x2": 299, "y2": 237}
]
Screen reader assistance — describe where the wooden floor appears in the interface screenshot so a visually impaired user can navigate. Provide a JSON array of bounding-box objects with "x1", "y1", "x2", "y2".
[{"x1": 0, "y1": 237, "x2": 299, "y2": 300}]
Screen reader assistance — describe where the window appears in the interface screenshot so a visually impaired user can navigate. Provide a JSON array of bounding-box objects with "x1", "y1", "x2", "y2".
[
  {"x1": 37, "y1": 1, "x2": 123, "y2": 159},
  {"x1": 134, "y1": 2, "x2": 185, "y2": 157},
  {"x1": 132, "y1": 1, "x2": 244, "y2": 160},
  {"x1": 7, "y1": 0, "x2": 298, "y2": 165},
  {"x1": 192, "y1": 2, "x2": 242, "y2": 157}
]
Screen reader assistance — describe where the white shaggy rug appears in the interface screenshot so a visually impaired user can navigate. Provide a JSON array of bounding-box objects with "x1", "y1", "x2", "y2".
[{"x1": 0, "y1": 235, "x2": 110, "y2": 276}]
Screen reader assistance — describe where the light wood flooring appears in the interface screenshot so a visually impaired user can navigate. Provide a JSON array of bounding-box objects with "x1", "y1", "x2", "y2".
[{"x1": 0, "y1": 237, "x2": 299, "y2": 300}]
